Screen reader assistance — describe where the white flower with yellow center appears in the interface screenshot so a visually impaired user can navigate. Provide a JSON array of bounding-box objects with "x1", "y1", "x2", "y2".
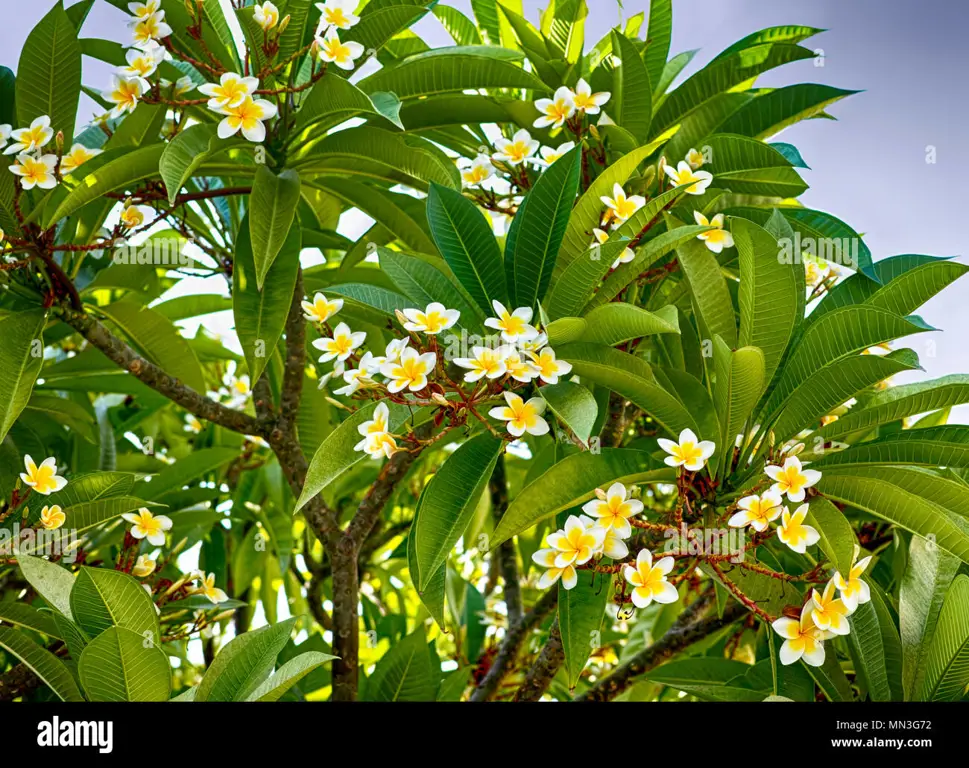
[
  {"x1": 461, "y1": 154, "x2": 494, "y2": 187},
  {"x1": 39, "y1": 505, "x2": 66, "y2": 531},
  {"x1": 685, "y1": 147, "x2": 705, "y2": 170},
  {"x1": 600, "y1": 183, "x2": 645, "y2": 223},
  {"x1": 313, "y1": 321, "x2": 366, "y2": 363},
  {"x1": 772, "y1": 603, "x2": 826, "y2": 666},
  {"x1": 533, "y1": 514, "x2": 606, "y2": 589},
  {"x1": 380, "y1": 338, "x2": 410, "y2": 368},
  {"x1": 199, "y1": 72, "x2": 258, "y2": 110},
  {"x1": 128, "y1": 0, "x2": 160, "y2": 19},
  {"x1": 0, "y1": 124, "x2": 11, "y2": 151},
  {"x1": 518, "y1": 333, "x2": 547, "y2": 355},
  {"x1": 401, "y1": 302, "x2": 460, "y2": 335},
  {"x1": 538, "y1": 141, "x2": 575, "y2": 166},
  {"x1": 693, "y1": 212, "x2": 734, "y2": 253},
  {"x1": 600, "y1": 526, "x2": 629, "y2": 559},
  {"x1": 119, "y1": 204, "x2": 146, "y2": 230},
  {"x1": 765, "y1": 456, "x2": 821, "y2": 502},
  {"x1": 623, "y1": 549, "x2": 678, "y2": 608},
  {"x1": 197, "y1": 572, "x2": 229, "y2": 604},
  {"x1": 302, "y1": 292, "x2": 343, "y2": 324},
  {"x1": 489, "y1": 391, "x2": 549, "y2": 437},
  {"x1": 10, "y1": 153, "x2": 58, "y2": 191},
  {"x1": 727, "y1": 490, "x2": 783, "y2": 532},
  {"x1": 118, "y1": 46, "x2": 166, "y2": 88},
  {"x1": 590, "y1": 227, "x2": 635, "y2": 269},
  {"x1": 317, "y1": 29, "x2": 365, "y2": 70},
  {"x1": 315, "y1": 0, "x2": 360, "y2": 32},
  {"x1": 357, "y1": 431, "x2": 398, "y2": 460},
  {"x1": 484, "y1": 300, "x2": 539, "y2": 343},
  {"x1": 492, "y1": 129, "x2": 539, "y2": 167},
  {"x1": 334, "y1": 354, "x2": 377, "y2": 396},
  {"x1": 533, "y1": 86, "x2": 575, "y2": 129},
  {"x1": 3, "y1": 115, "x2": 53, "y2": 155},
  {"x1": 657, "y1": 428, "x2": 715, "y2": 472},
  {"x1": 833, "y1": 554, "x2": 873, "y2": 612},
  {"x1": 502, "y1": 349, "x2": 539, "y2": 383},
  {"x1": 777, "y1": 503, "x2": 821, "y2": 554},
  {"x1": 223, "y1": 373, "x2": 252, "y2": 404},
  {"x1": 582, "y1": 482, "x2": 642, "y2": 538},
  {"x1": 122, "y1": 508, "x2": 173, "y2": 546},
  {"x1": 356, "y1": 402, "x2": 390, "y2": 442},
  {"x1": 810, "y1": 579, "x2": 852, "y2": 635},
  {"x1": 453, "y1": 345, "x2": 508, "y2": 382},
  {"x1": 184, "y1": 414, "x2": 203, "y2": 434},
  {"x1": 527, "y1": 346, "x2": 572, "y2": 385},
  {"x1": 19, "y1": 455, "x2": 68, "y2": 495},
  {"x1": 215, "y1": 95, "x2": 277, "y2": 142},
  {"x1": 133, "y1": 555, "x2": 156, "y2": 578},
  {"x1": 253, "y1": 2, "x2": 280, "y2": 31},
  {"x1": 59, "y1": 144, "x2": 102, "y2": 175},
  {"x1": 663, "y1": 161, "x2": 713, "y2": 195},
  {"x1": 103, "y1": 76, "x2": 144, "y2": 118},
  {"x1": 131, "y1": 11, "x2": 173, "y2": 47},
  {"x1": 571, "y1": 78, "x2": 610, "y2": 115},
  {"x1": 160, "y1": 75, "x2": 194, "y2": 96},
  {"x1": 380, "y1": 347, "x2": 436, "y2": 393}
]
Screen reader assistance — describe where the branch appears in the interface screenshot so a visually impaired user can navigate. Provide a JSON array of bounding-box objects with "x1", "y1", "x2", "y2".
[
  {"x1": 514, "y1": 617, "x2": 564, "y2": 701},
  {"x1": 489, "y1": 455, "x2": 523, "y2": 625},
  {"x1": 0, "y1": 662, "x2": 42, "y2": 701}
]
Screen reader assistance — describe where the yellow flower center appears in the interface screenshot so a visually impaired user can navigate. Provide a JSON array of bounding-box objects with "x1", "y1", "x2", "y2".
[
  {"x1": 323, "y1": 38, "x2": 352, "y2": 62},
  {"x1": 395, "y1": 356, "x2": 427, "y2": 387},
  {"x1": 613, "y1": 196, "x2": 638, "y2": 220},
  {"x1": 325, "y1": 7, "x2": 350, "y2": 26},
  {"x1": 672, "y1": 440, "x2": 702, "y2": 465},
  {"x1": 21, "y1": 158, "x2": 51, "y2": 185},
  {"x1": 545, "y1": 99, "x2": 571, "y2": 122},
  {"x1": 504, "y1": 142, "x2": 529, "y2": 163}
]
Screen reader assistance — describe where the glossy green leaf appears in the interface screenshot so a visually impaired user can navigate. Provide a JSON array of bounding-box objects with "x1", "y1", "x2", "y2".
[
  {"x1": 70, "y1": 566, "x2": 160, "y2": 642},
  {"x1": 559, "y1": 573, "x2": 609, "y2": 687},
  {"x1": 0, "y1": 626, "x2": 84, "y2": 701},
  {"x1": 0, "y1": 309, "x2": 46, "y2": 443},
  {"x1": 78, "y1": 626, "x2": 171, "y2": 702},
  {"x1": 196, "y1": 617, "x2": 297, "y2": 701},
  {"x1": 541, "y1": 381, "x2": 598, "y2": 445},
  {"x1": 249, "y1": 166, "x2": 301, "y2": 290}
]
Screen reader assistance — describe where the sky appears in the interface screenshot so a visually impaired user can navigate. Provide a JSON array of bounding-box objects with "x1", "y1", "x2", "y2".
[{"x1": 3, "y1": 0, "x2": 968, "y2": 386}]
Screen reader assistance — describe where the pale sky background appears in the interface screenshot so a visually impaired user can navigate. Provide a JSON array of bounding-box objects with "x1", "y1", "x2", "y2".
[{"x1": 3, "y1": 0, "x2": 968, "y2": 386}]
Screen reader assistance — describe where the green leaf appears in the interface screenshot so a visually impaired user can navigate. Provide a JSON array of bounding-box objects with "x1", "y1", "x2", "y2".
[
  {"x1": 245, "y1": 651, "x2": 338, "y2": 702},
  {"x1": 643, "y1": 0, "x2": 672, "y2": 91},
  {"x1": 159, "y1": 124, "x2": 241, "y2": 205},
  {"x1": 701, "y1": 134, "x2": 808, "y2": 198},
  {"x1": 78, "y1": 626, "x2": 171, "y2": 702},
  {"x1": 0, "y1": 601, "x2": 60, "y2": 637},
  {"x1": 813, "y1": 425, "x2": 969, "y2": 470},
  {"x1": 234, "y1": 217, "x2": 301, "y2": 383},
  {"x1": 643, "y1": 658, "x2": 764, "y2": 701},
  {"x1": 548, "y1": 304, "x2": 679, "y2": 347},
  {"x1": 541, "y1": 382, "x2": 598, "y2": 445},
  {"x1": 196, "y1": 617, "x2": 297, "y2": 702},
  {"x1": 611, "y1": 32, "x2": 652, "y2": 141},
  {"x1": 803, "y1": 651, "x2": 853, "y2": 702},
  {"x1": 559, "y1": 573, "x2": 609, "y2": 687},
  {"x1": 546, "y1": 240, "x2": 637, "y2": 321},
  {"x1": 717, "y1": 84, "x2": 858, "y2": 140},
  {"x1": 0, "y1": 309, "x2": 46, "y2": 443},
  {"x1": 16, "y1": 3, "x2": 81, "y2": 142},
  {"x1": 17, "y1": 553, "x2": 75, "y2": 620},
  {"x1": 712, "y1": 338, "x2": 764, "y2": 476},
  {"x1": 426, "y1": 182, "x2": 507, "y2": 313},
  {"x1": 412, "y1": 434, "x2": 502, "y2": 589},
  {"x1": 803, "y1": 497, "x2": 855, "y2": 577},
  {"x1": 364, "y1": 626, "x2": 438, "y2": 701},
  {"x1": 675, "y1": 237, "x2": 737, "y2": 348},
  {"x1": 846, "y1": 585, "x2": 903, "y2": 701},
  {"x1": 141, "y1": 447, "x2": 240, "y2": 501},
  {"x1": 70, "y1": 566, "x2": 160, "y2": 642},
  {"x1": 249, "y1": 166, "x2": 301, "y2": 290},
  {"x1": 408, "y1": 523, "x2": 447, "y2": 629},
  {"x1": 919, "y1": 574, "x2": 969, "y2": 701},
  {"x1": 0, "y1": 626, "x2": 84, "y2": 701},
  {"x1": 492, "y1": 449, "x2": 673, "y2": 546},
  {"x1": 505, "y1": 147, "x2": 581, "y2": 308},
  {"x1": 900, "y1": 534, "x2": 960, "y2": 700},
  {"x1": 296, "y1": 73, "x2": 403, "y2": 135}
]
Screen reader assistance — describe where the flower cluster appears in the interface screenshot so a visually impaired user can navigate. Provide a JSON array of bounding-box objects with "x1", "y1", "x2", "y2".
[
  {"x1": 313, "y1": 0, "x2": 364, "y2": 70},
  {"x1": 532, "y1": 78, "x2": 611, "y2": 129},
  {"x1": 2, "y1": 115, "x2": 101, "y2": 191},
  {"x1": 18, "y1": 455, "x2": 69, "y2": 531}
]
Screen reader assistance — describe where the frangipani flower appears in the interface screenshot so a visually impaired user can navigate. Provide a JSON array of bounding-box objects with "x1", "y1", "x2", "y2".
[
  {"x1": 833, "y1": 554, "x2": 873, "y2": 612},
  {"x1": 727, "y1": 490, "x2": 783, "y2": 532},
  {"x1": 664, "y1": 161, "x2": 713, "y2": 195},
  {"x1": 197, "y1": 572, "x2": 229, "y2": 604},
  {"x1": 777, "y1": 503, "x2": 821, "y2": 554},
  {"x1": 401, "y1": 302, "x2": 460, "y2": 335},
  {"x1": 357, "y1": 402, "x2": 390, "y2": 441},
  {"x1": 118, "y1": 46, "x2": 166, "y2": 86},
  {"x1": 128, "y1": 0, "x2": 160, "y2": 18},
  {"x1": 685, "y1": 147, "x2": 705, "y2": 170},
  {"x1": 316, "y1": 0, "x2": 360, "y2": 32},
  {"x1": 533, "y1": 86, "x2": 575, "y2": 129},
  {"x1": 582, "y1": 482, "x2": 642, "y2": 538},
  {"x1": 313, "y1": 321, "x2": 366, "y2": 363},
  {"x1": 380, "y1": 347, "x2": 436, "y2": 392},
  {"x1": 334, "y1": 359, "x2": 376, "y2": 396},
  {"x1": 600, "y1": 183, "x2": 645, "y2": 223},
  {"x1": 184, "y1": 414, "x2": 203, "y2": 434},
  {"x1": 623, "y1": 549, "x2": 678, "y2": 608},
  {"x1": 461, "y1": 154, "x2": 494, "y2": 187},
  {"x1": 657, "y1": 428, "x2": 715, "y2": 472},
  {"x1": 381, "y1": 338, "x2": 410, "y2": 367},
  {"x1": 133, "y1": 555, "x2": 156, "y2": 578},
  {"x1": 253, "y1": 2, "x2": 280, "y2": 31},
  {"x1": 224, "y1": 373, "x2": 252, "y2": 403},
  {"x1": 489, "y1": 391, "x2": 549, "y2": 437},
  {"x1": 772, "y1": 603, "x2": 826, "y2": 666},
  {"x1": 3, "y1": 115, "x2": 53, "y2": 155},
  {"x1": 359, "y1": 431, "x2": 398, "y2": 459},
  {"x1": 215, "y1": 95, "x2": 277, "y2": 142},
  {"x1": 39, "y1": 505, "x2": 66, "y2": 531},
  {"x1": 20, "y1": 456, "x2": 68, "y2": 495},
  {"x1": 131, "y1": 11, "x2": 172, "y2": 47},
  {"x1": 59, "y1": 144, "x2": 102, "y2": 175},
  {"x1": 199, "y1": 72, "x2": 258, "y2": 111},
  {"x1": 492, "y1": 129, "x2": 539, "y2": 167},
  {"x1": 810, "y1": 579, "x2": 852, "y2": 635},
  {"x1": 160, "y1": 75, "x2": 194, "y2": 96},
  {"x1": 484, "y1": 300, "x2": 539, "y2": 343},
  {"x1": 518, "y1": 333, "x2": 547, "y2": 355},
  {"x1": 103, "y1": 76, "x2": 144, "y2": 118},
  {"x1": 600, "y1": 527, "x2": 629, "y2": 560},
  {"x1": 302, "y1": 292, "x2": 343, "y2": 323},
  {"x1": 591, "y1": 228, "x2": 635, "y2": 269},
  {"x1": 527, "y1": 346, "x2": 572, "y2": 385},
  {"x1": 571, "y1": 78, "x2": 610, "y2": 114},
  {"x1": 539, "y1": 141, "x2": 575, "y2": 166},
  {"x1": 122, "y1": 508, "x2": 173, "y2": 547},
  {"x1": 533, "y1": 515, "x2": 606, "y2": 589},
  {"x1": 317, "y1": 29, "x2": 365, "y2": 70},
  {"x1": 10, "y1": 153, "x2": 58, "y2": 190},
  {"x1": 119, "y1": 204, "x2": 145, "y2": 229},
  {"x1": 502, "y1": 349, "x2": 538, "y2": 383},
  {"x1": 765, "y1": 456, "x2": 821, "y2": 503},
  {"x1": 693, "y1": 212, "x2": 734, "y2": 253}
]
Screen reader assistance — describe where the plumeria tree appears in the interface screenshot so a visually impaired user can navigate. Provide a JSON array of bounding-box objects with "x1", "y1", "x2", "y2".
[{"x1": 1, "y1": 0, "x2": 968, "y2": 705}]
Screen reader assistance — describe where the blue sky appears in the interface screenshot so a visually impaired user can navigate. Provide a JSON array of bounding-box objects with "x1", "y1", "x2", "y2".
[{"x1": 4, "y1": 0, "x2": 967, "y2": 386}]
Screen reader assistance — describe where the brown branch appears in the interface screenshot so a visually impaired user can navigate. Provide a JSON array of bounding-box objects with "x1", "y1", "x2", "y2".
[
  {"x1": 514, "y1": 617, "x2": 564, "y2": 701},
  {"x1": 489, "y1": 455, "x2": 522, "y2": 625},
  {"x1": 0, "y1": 662, "x2": 43, "y2": 701}
]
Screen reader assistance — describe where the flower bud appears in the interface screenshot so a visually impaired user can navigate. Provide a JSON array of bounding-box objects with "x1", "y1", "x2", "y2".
[
  {"x1": 278, "y1": 14, "x2": 290, "y2": 35},
  {"x1": 394, "y1": 309, "x2": 408, "y2": 325},
  {"x1": 431, "y1": 392, "x2": 449, "y2": 407},
  {"x1": 55, "y1": 131, "x2": 64, "y2": 153}
]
